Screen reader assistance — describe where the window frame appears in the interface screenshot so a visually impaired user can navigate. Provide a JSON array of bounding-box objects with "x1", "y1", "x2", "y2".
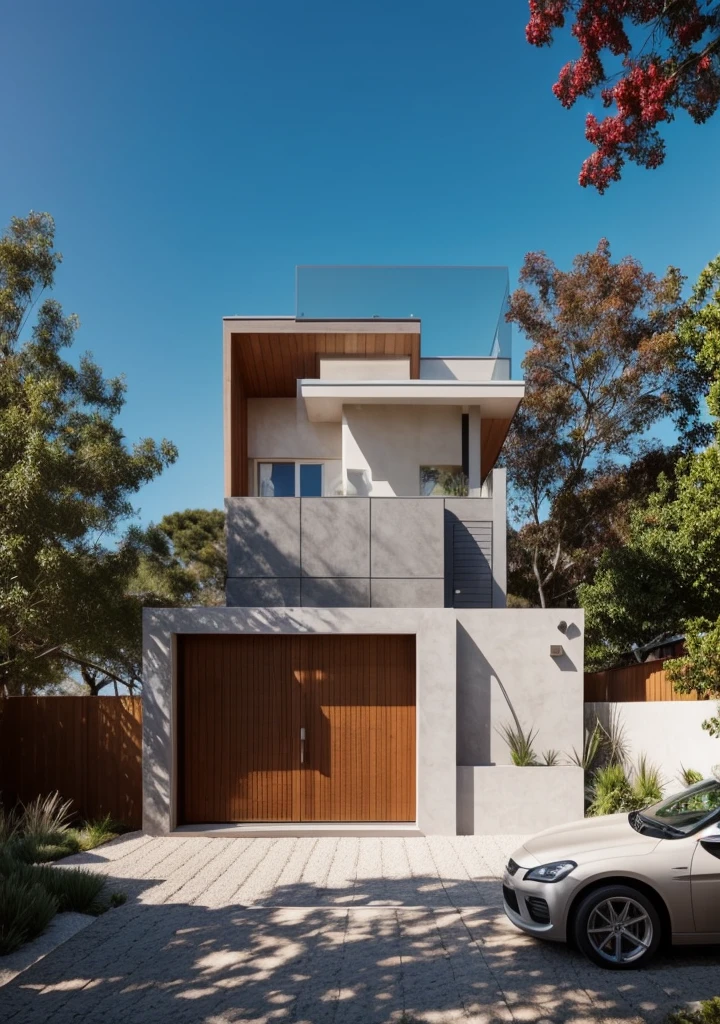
[{"x1": 256, "y1": 460, "x2": 325, "y2": 497}]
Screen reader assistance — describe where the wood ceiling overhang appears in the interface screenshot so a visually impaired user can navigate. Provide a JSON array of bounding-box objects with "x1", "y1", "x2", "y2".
[{"x1": 224, "y1": 320, "x2": 421, "y2": 496}]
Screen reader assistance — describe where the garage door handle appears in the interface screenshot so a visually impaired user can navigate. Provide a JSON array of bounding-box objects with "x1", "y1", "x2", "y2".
[{"x1": 300, "y1": 727, "x2": 306, "y2": 765}]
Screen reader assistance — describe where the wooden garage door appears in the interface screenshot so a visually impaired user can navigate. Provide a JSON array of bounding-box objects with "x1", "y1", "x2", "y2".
[{"x1": 178, "y1": 634, "x2": 416, "y2": 823}]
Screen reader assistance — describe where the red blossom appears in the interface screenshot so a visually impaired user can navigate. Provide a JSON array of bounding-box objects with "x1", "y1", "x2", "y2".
[{"x1": 525, "y1": 0, "x2": 720, "y2": 190}]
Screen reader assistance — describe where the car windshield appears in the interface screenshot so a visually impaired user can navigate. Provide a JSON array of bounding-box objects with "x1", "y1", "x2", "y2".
[{"x1": 641, "y1": 778, "x2": 720, "y2": 835}]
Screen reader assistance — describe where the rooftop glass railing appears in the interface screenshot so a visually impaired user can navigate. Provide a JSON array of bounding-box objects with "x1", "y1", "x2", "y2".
[{"x1": 295, "y1": 265, "x2": 511, "y2": 360}]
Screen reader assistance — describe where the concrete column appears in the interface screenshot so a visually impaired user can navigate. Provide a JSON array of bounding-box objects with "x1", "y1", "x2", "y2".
[
  {"x1": 491, "y1": 467, "x2": 507, "y2": 607},
  {"x1": 468, "y1": 408, "x2": 482, "y2": 496}
]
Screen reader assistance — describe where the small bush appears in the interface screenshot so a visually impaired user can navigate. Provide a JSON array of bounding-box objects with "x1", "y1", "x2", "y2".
[
  {"x1": 542, "y1": 749, "x2": 560, "y2": 766},
  {"x1": 34, "y1": 866, "x2": 107, "y2": 915},
  {"x1": 629, "y1": 754, "x2": 663, "y2": 809},
  {"x1": 77, "y1": 814, "x2": 119, "y2": 851},
  {"x1": 588, "y1": 763, "x2": 633, "y2": 816},
  {"x1": 498, "y1": 721, "x2": 539, "y2": 766},
  {"x1": 679, "y1": 766, "x2": 704, "y2": 787},
  {"x1": 0, "y1": 876, "x2": 58, "y2": 955},
  {"x1": 667, "y1": 998, "x2": 720, "y2": 1024},
  {"x1": 20, "y1": 792, "x2": 75, "y2": 841}
]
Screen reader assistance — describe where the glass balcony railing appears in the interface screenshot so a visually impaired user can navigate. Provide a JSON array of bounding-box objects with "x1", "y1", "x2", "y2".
[{"x1": 295, "y1": 265, "x2": 511, "y2": 359}]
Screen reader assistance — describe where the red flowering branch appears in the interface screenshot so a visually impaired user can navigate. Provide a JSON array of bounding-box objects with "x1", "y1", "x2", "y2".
[{"x1": 526, "y1": 1, "x2": 720, "y2": 191}]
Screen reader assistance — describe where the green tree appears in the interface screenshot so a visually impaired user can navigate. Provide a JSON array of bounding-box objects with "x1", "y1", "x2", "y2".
[
  {"x1": 581, "y1": 256, "x2": 720, "y2": 710},
  {"x1": 0, "y1": 212, "x2": 177, "y2": 695},
  {"x1": 505, "y1": 239, "x2": 704, "y2": 608}
]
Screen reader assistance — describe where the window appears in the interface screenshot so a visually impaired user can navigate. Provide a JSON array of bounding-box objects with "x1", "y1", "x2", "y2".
[
  {"x1": 420, "y1": 466, "x2": 468, "y2": 497},
  {"x1": 258, "y1": 462, "x2": 324, "y2": 497}
]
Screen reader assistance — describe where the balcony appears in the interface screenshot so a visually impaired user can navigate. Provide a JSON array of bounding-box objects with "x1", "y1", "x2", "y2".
[{"x1": 225, "y1": 470, "x2": 506, "y2": 609}]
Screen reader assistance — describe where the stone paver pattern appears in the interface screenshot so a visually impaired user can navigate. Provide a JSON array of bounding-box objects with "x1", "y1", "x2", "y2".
[{"x1": 2, "y1": 833, "x2": 719, "y2": 1023}]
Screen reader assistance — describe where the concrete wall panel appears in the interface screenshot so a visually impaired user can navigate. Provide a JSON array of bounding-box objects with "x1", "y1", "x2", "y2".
[
  {"x1": 226, "y1": 577, "x2": 301, "y2": 607},
  {"x1": 301, "y1": 577, "x2": 370, "y2": 607},
  {"x1": 457, "y1": 766, "x2": 585, "y2": 834},
  {"x1": 371, "y1": 498, "x2": 445, "y2": 579},
  {"x1": 226, "y1": 497, "x2": 301, "y2": 578},
  {"x1": 301, "y1": 498, "x2": 370, "y2": 577},
  {"x1": 371, "y1": 579, "x2": 445, "y2": 608}
]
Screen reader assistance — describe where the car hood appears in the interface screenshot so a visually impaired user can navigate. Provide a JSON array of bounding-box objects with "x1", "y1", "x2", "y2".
[{"x1": 512, "y1": 813, "x2": 661, "y2": 868}]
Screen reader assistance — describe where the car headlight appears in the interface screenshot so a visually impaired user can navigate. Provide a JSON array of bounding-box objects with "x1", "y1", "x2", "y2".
[{"x1": 523, "y1": 860, "x2": 576, "y2": 883}]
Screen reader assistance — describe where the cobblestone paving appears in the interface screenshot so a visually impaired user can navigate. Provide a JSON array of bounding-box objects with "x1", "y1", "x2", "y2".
[{"x1": 3, "y1": 833, "x2": 719, "y2": 1023}]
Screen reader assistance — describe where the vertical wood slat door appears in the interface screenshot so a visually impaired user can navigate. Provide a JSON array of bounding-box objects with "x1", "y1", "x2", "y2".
[
  {"x1": 179, "y1": 635, "x2": 300, "y2": 823},
  {"x1": 298, "y1": 635, "x2": 416, "y2": 822},
  {"x1": 178, "y1": 634, "x2": 416, "y2": 824}
]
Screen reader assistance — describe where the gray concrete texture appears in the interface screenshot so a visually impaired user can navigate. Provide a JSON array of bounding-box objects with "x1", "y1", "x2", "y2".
[
  {"x1": 225, "y1": 479, "x2": 507, "y2": 610},
  {"x1": 457, "y1": 766, "x2": 585, "y2": 835},
  {"x1": 3, "y1": 833, "x2": 717, "y2": 1024}
]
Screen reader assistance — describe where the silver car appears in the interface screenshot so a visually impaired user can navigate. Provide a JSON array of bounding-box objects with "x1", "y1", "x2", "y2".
[{"x1": 503, "y1": 775, "x2": 720, "y2": 968}]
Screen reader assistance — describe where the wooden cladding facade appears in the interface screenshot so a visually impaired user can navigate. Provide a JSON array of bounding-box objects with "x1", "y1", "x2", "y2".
[
  {"x1": 178, "y1": 634, "x2": 416, "y2": 824},
  {"x1": 224, "y1": 325, "x2": 421, "y2": 497},
  {"x1": 584, "y1": 661, "x2": 701, "y2": 702},
  {"x1": 0, "y1": 697, "x2": 143, "y2": 828}
]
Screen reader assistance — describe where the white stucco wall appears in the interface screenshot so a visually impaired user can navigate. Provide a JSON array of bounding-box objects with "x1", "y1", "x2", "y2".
[
  {"x1": 248, "y1": 398, "x2": 341, "y2": 461},
  {"x1": 457, "y1": 609, "x2": 585, "y2": 767},
  {"x1": 319, "y1": 357, "x2": 410, "y2": 380},
  {"x1": 420, "y1": 358, "x2": 511, "y2": 381},
  {"x1": 585, "y1": 701, "x2": 720, "y2": 790},
  {"x1": 343, "y1": 404, "x2": 463, "y2": 496}
]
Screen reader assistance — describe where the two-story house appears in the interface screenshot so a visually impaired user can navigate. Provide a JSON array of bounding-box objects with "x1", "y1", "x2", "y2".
[{"x1": 143, "y1": 268, "x2": 584, "y2": 838}]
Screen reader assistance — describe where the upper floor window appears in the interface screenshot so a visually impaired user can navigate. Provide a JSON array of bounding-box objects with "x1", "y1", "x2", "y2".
[
  {"x1": 420, "y1": 466, "x2": 468, "y2": 497},
  {"x1": 258, "y1": 461, "x2": 323, "y2": 497}
]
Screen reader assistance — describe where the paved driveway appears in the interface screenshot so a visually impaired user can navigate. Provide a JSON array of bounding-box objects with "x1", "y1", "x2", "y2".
[{"x1": 3, "y1": 833, "x2": 719, "y2": 1023}]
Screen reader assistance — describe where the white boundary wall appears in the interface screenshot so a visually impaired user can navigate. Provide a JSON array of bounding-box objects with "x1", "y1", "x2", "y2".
[{"x1": 585, "y1": 701, "x2": 720, "y2": 790}]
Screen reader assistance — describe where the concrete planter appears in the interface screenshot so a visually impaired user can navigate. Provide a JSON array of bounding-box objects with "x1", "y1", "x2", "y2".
[{"x1": 456, "y1": 765, "x2": 585, "y2": 835}]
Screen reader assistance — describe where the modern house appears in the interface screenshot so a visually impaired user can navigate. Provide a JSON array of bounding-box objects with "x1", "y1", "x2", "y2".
[{"x1": 143, "y1": 268, "x2": 584, "y2": 837}]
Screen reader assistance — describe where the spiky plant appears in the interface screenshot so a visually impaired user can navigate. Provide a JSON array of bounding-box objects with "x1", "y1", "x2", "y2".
[
  {"x1": 20, "y1": 792, "x2": 74, "y2": 842},
  {"x1": 497, "y1": 721, "x2": 539, "y2": 766},
  {"x1": 567, "y1": 720, "x2": 605, "y2": 770},
  {"x1": 679, "y1": 766, "x2": 703, "y2": 787},
  {"x1": 629, "y1": 755, "x2": 663, "y2": 809},
  {"x1": 541, "y1": 749, "x2": 560, "y2": 766},
  {"x1": 587, "y1": 763, "x2": 633, "y2": 816}
]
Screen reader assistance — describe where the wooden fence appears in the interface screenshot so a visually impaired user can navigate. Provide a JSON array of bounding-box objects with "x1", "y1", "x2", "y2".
[
  {"x1": 0, "y1": 696, "x2": 143, "y2": 829},
  {"x1": 584, "y1": 660, "x2": 702, "y2": 702}
]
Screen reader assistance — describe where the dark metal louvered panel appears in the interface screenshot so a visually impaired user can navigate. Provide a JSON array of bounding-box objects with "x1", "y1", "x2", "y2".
[{"x1": 452, "y1": 521, "x2": 492, "y2": 608}]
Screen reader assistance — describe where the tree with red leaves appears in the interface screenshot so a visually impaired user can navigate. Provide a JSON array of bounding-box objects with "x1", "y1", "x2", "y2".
[{"x1": 526, "y1": 1, "x2": 720, "y2": 191}]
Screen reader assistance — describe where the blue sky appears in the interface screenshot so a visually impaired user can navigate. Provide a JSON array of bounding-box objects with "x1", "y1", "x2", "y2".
[{"x1": 1, "y1": 1, "x2": 719, "y2": 525}]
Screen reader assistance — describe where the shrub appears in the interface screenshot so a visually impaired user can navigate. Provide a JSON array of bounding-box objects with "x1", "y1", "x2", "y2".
[
  {"x1": 0, "y1": 875, "x2": 58, "y2": 955},
  {"x1": 498, "y1": 721, "x2": 539, "y2": 766},
  {"x1": 78, "y1": 814, "x2": 119, "y2": 851},
  {"x1": 20, "y1": 792, "x2": 74, "y2": 841},
  {"x1": 542, "y1": 749, "x2": 560, "y2": 766},
  {"x1": 34, "y1": 866, "x2": 107, "y2": 914},
  {"x1": 667, "y1": 998, "x2": 720, "y2": 1024},
  {"x1": 567, "y1": 720, "x2": 606, "y2": 771},
  {"x1": 588, "y1": 763, "x2": 633, "y2": 816},
  {"x1": 588, "y1": 755, "x2": 663, "y2": 816},
  {"x1": 679, "y1": 766, "x2": 704, "y2": 787}
]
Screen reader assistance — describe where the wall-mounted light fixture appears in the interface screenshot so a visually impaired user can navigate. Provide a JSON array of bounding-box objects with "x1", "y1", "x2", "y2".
[
  {"x1": 550, "y1": 644, "x2": 565, "y2": 658},
  {"x1": 557, "y1": 621, "x2": 568, "y2": 634}
]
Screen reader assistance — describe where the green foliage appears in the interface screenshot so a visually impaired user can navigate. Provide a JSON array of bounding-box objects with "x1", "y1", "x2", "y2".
[
  {"x1": 0, "y1": 212, "x2": 177, "y2": 695},
  {"x1": 567, "y1": 720, "x2": 606, "y2": 771},
  {"x1": 679, "y1": 767, "x2": 704, "y2": 787},
  {"x1": 76, "y1": 814, "x2": 119, "y2": 851},
  {"x1": 132, "y1": 508, "x2": 226, "y2": 608},
  {"x1": 588, "y1": 763, "x2": 634, "y2": 816},
  {"x1": 587, "y1": 756, "x2": 663, "y2": 816},
  {"x1": 667, "y1": 997, "x2": 720, "y2": 1024},
  {"x1": 504, "y1": 241, "x2": 702, "y2": 608},
  {"x1": 0, "y1": 875, "x2": 58, "y2": 955},
  {"x1": 582, "y1": 256, "x2": 720, "y2": 691},
  {"x1": 541, "y1": 749, "x2": 560, "y2": 766},
  {"x1": 498, "y1": 721, "x2": 539, "y2": 766},
  {"x1": 33, "y1": 865, "x2": 107, "y2": 914},
  {"x1": 0, "y1": 793, "x2": 124, "y2": 955},
  {"x1": 19, "y1": 792, "x2": 74, "y2": 839}
]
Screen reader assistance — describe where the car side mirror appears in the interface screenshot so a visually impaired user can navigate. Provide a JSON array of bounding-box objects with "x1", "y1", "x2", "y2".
[{"x1": 700, "y1": 834, "x2": 720, "y2": 844}]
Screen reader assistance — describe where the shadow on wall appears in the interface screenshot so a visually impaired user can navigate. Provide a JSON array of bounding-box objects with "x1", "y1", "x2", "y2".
[
  {"x1": 456, "y1": 621, "x2": 579, "y2": 766},
  {"x1": 4, "y1": 844, "x2": 719, "y2": 1023}
]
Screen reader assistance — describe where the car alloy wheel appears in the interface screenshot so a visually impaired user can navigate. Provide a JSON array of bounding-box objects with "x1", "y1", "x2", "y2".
[{"x1": 574, "y1": 885, "x2": 662, "y2": 969}]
